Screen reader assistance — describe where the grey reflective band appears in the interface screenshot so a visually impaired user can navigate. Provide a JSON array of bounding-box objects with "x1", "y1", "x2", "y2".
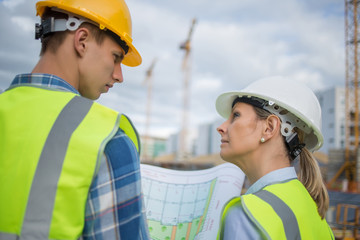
[
  {"x1": 254, "y1": 190, "x2": 301, "y2": 240},
  {"x1": 20, "y1": 96, "x2": 93, "y2": 239},
  {"x1": 0, "y1": 232, "x2": 19, "y2": 240}
]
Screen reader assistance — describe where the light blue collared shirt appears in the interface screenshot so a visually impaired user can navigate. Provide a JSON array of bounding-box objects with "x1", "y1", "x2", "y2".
[{"x1": 223, "y1": 167, "x2": 297, "y2": 240}]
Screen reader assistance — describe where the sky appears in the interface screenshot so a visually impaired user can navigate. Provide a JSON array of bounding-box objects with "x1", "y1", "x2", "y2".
[{"x1": 0, "y1": 0, "x2": 345, "y2": 140}]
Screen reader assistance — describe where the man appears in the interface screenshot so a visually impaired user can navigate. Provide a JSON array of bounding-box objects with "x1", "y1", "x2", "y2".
[{"x1": 0, "y1": 0, "x2": 149, "y2": 239}]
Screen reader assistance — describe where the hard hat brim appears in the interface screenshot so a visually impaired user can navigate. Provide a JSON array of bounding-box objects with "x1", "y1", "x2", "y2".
[{"x1": 36, "y1": 1, "x2": 142, "y2": 67}]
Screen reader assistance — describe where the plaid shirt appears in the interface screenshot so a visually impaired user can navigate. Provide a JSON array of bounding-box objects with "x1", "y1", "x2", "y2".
[{"x1": 6, "y1": 73, "x2": 150, "y2": 240}]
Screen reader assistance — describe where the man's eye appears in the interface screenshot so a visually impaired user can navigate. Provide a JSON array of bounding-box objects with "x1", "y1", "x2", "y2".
[
  {"x1": 113, "y1": 55, "x2": 120, "y2": 63},
  {"x1": 113, "y1": 53, "x2": 124, "y2": 63}
]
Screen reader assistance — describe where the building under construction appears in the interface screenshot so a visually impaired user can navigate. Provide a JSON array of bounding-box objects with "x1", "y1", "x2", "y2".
[
  {"x1": 326, "y1": 0, "x2": 360, "y2": 195},
  {"x1": 140, "y1": 2, "x2": 360, "y2": 237}
]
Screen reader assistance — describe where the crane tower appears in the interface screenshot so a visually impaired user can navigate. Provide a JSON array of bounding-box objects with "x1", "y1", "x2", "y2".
[
  {"x1": 328, "y1": 0, "x2": 360, "y2": 192},
  {"x1": 142, "y1": 58, "x2": 157, "y2": 161},
  {"x1": 178, "y1": 18, "x2": 197, "y2": 161}
]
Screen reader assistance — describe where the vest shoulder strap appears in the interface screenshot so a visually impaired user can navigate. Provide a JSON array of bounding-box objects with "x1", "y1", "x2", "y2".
[
  {"x1": 119, "y1": 114, "x2": 140, "y2": 154},
  {"x1": 217, "y1": 197, "x2": 242, "y2": 240}
]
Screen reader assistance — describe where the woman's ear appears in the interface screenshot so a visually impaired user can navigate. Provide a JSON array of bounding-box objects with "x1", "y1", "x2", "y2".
[
  {"x1": 74, "y1": 27, "x2": 90, "y2": 57},
  {"x1": 263, "y1": 115, "x2": 281, "y2": 139}
]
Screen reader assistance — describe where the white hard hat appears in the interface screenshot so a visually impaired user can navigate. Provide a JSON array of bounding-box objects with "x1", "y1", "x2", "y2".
[{"x1": 215, "y1": 76, "x2": 323, "y2": 152}]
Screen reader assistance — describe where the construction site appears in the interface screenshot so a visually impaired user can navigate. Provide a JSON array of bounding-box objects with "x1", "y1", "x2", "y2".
[{"x1": 139, "y1": 1, "x2": 360, "y2": 239}]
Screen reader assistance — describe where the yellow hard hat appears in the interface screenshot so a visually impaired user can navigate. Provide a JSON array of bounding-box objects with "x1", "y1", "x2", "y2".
[{"x1": 36, "y1": 0, "x2": 142, "y2": 67}]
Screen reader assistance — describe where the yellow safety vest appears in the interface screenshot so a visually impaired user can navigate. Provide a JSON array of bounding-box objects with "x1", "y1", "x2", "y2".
[
  {"x1": 218, "y1": 179, "x2": 334, "y2": 240},
  {"x1": 0, "y1": 86, "x2": 140, "y2": 240}
]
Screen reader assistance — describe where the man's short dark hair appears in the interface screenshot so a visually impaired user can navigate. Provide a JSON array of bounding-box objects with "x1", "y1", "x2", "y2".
[{"x1": 39, "y1": 8, "x2": 107, "y2": 56}]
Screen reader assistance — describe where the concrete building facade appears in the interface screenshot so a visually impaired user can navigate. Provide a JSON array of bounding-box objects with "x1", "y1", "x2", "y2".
[
  {"x1": 140, "y1": 136, "x2": 167, "y2": 161},
  {"x1": 315, "y1": 87, "x2": 346, "y2": 154},
  {"x1": 194, "y1": 118, "x2": 222, "y2": 157}
]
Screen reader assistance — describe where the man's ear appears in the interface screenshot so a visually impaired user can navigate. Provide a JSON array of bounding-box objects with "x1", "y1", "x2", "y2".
[
  {"x1": 263, "y1": 115, "x2": 281, "y2": 139},
  {"x1": 74, "y1": 28, "x2": 90, "y2": 57}
]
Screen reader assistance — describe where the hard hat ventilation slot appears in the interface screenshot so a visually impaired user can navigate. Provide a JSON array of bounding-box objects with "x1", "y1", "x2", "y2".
[
  {"x1": 279, "y1": 109, "x2": 289, "y2": 115},
  {"x1": 263, "y1": 103, "x2": 312, "y2": 136}
]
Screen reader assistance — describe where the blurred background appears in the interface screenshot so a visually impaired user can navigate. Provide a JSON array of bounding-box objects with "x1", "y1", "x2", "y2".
[{"x1": 1, "y1": 1, "x2": 360, "y2": 238}]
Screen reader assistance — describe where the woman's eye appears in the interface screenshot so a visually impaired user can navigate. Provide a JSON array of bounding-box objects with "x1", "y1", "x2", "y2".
[{"x1": 231, "y1": 112, "x2": 240, "y2": 121}]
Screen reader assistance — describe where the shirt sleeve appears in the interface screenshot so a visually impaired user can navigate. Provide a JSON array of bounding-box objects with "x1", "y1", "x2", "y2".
[
  {"x1": 223, "y1": 203, "x2": 263, "y2": 240},
  {"x1": 82, "y1": 128, "x2": 150, "y2": 240}
]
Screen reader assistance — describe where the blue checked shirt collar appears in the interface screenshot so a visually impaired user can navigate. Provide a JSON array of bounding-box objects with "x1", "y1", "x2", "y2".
[{"x1": 9, "y1": 73, "x2": 79, "y2": 94}]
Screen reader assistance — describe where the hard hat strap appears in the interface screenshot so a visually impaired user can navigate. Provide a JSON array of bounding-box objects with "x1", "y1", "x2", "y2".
[
  {"x1": 35, "y1": 10, "x2": 129, "y2": 54},
  {"x1": 35, "y1": 16, "x2": 86, "y2": 39},
  {"x1": 232, "y1": 96, "x2": 311, "y2": 136},
  {"x1": 231, "y1": 96, "x2": 268, "y2": 110},
  {"x1": 232, "y1": 96, "x2": 310, "y2": 157},
  {"x1": 263, "y1": 103, "x2": 312, "y2": 136}
]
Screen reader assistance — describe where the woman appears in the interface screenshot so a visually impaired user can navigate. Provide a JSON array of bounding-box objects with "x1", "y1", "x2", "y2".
[{"x1": 215, "y1": 77, "x2": 334, "y2": 239}]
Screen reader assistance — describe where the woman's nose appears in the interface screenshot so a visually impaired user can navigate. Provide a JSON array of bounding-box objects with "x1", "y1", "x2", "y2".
[{"x1": 217, "y1": 121, "x2": 227, "y2": 134}]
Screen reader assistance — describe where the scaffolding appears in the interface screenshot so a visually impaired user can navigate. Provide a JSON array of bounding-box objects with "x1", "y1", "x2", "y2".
[{"x1": 328, "y1": 0, "x2": 360, "y2": 192}]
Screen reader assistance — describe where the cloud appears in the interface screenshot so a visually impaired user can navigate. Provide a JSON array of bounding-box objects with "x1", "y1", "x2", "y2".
[
  {"x1": 2, "y1": 0, "x2": 25, "y2": 9},
  {"x1": 11, "y1": 16, "x2": 35, "y2": 32},
  {"x1": 0, "y1": 0, "x2": 345, "y2": 138}
]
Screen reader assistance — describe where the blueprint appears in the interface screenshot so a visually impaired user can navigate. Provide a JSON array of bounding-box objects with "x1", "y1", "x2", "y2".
[{"x1": 140, "y1": 162, "x2": 245, "y2": 240}]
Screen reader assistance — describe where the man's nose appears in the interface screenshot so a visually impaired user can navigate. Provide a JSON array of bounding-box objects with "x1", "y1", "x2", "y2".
[{"x1": 113, "y1": 63, "x2": 123, "y2": 83}]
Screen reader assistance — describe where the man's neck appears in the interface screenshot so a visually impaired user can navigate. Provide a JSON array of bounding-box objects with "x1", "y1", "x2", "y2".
[{"x1": 32, "y1": 45, "x2": 79, "y2": 90}]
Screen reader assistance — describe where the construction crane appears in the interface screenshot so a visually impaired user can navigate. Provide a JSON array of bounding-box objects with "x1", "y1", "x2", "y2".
[
  {"x1": 327, "y1": 0, "x2": 359, "y2": 192},
  {"x1": 178, "y1": 18, "x2": 197, "y2": 161},
  {"x1": 142, "y1": 58, "x2": 157, "y2": 161}
]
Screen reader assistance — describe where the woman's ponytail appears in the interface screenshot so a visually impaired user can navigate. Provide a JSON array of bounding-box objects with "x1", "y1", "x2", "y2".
[{"x1": 298, "y1": 147, "x2": 329, "y2": 219}]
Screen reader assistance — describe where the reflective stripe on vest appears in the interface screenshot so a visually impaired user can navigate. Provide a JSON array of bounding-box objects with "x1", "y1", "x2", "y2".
[
  {"x1": 218, "y1": 179, "x2": 334, "y2": 240},
  {"x1": 0, "y1": 232, "x2": 18, "y2": 240},
  {"x1": 253, "y1": 190, "x2": 300, "y2": 239},
  {"x1": 0, "y1": 86, "x2": 140, "y2": 239},
  {"x1": 23, "y1": 96, "x2": 92, "y2": 239}
]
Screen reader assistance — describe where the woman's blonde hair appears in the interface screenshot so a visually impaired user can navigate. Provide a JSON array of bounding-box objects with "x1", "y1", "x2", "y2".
[
  {"x1": 297, "y1": 131, "x2": 329, "y2": 219},
  {"x1": 253, "y1": 107, "x2": 329, "y2": 219}
]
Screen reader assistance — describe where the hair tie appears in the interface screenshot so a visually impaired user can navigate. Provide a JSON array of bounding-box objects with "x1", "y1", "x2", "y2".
[
  {"x1": 289, "y1": 143, "x2": 305, "y2": 160},
  {"x1": 285, "y1": 132, "x2": 305, "y2": 160}
]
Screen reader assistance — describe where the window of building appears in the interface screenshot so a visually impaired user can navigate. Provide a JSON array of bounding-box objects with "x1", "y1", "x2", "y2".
[{"x1": 340, "y1": 125, "x2": 345, "y2": 136}]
